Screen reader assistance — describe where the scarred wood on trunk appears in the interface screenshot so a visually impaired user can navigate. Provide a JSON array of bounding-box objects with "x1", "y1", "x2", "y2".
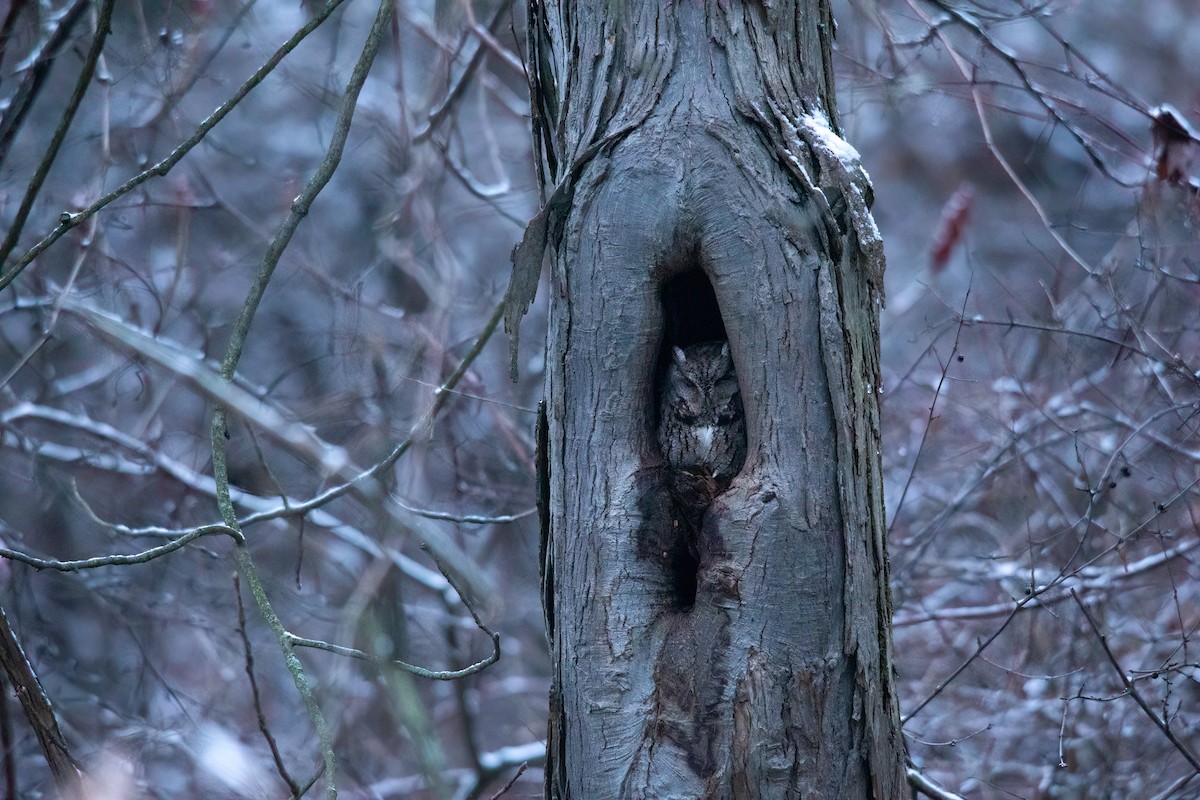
[{"x1": 512, "y1": 2, "x2": 905, "y2": 797}]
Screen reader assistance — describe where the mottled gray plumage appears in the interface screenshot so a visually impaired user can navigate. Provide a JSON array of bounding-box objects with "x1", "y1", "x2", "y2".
[{"x1": 657, "y1": 341, "x2": 747, "y2": 497}]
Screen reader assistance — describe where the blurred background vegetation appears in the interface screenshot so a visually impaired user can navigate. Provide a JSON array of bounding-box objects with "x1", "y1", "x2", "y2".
[{"x1": 0, "y1": 1, "x2": 1196, "y2": 797}]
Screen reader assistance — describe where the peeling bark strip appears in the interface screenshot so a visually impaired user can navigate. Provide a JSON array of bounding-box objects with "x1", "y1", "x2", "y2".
[
  {"x1": 0, "y1": 604, "x2": 81, "y2": 795},
  {"x1": 512, "y1": 2, "x2": 906, "y2": 797}
]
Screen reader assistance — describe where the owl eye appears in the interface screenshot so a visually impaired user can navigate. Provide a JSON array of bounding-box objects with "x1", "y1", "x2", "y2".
[{"x1": 718, "y1": 408, "x2": 742, "y2": 424}]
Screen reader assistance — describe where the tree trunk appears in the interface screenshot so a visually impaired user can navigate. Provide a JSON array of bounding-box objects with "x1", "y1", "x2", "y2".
[{"x1": 512, "y1": 2, "x2": 906, "y2": 797}]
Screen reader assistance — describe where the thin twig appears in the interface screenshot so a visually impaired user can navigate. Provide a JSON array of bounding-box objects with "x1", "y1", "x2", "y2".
[
  {"x1": 0, "y1": 211, "x2": 96, "y2": 392},
  {"x1": 1070, "y1": 590, "x2": 1200, "y2": 774},
  {"x1": 297, "y1": 762, "x2": 327, "y2": 797},
  {"x1": 143, "y1": 0, "x2": 260, "y2": 129},
  {"x1": 0, "y1": 0, "x2": 89, "y2": 171},
  {"x1": 234, "y1": 575, "x2": 301, "y2": 799},
  {"x1": 894, "y1": 539, "x2": 1199, "y2": 627},
  {"x1": 286, "y1": 530, "x2": 504, "y2": 681},
  {"x1": 56, "y1": 301, "x2": 355, "y2": 479},
  {"x1": 486, "y1": 762, "x2": 527, "y2": 799},
  {"x1": 901, "y1": 480, "x2": 1198, "y2": 722},
  {"x1": 890, "y1": 286, "x2": 970, "y2": 530},
  {"x1": 0, "y1": 525, "x2": 242, "y2": 572},
  {"x1": 468, "y1": 21, "x2": 523, "y2": 76},
  {"x1": 465, "y1": 741, "x2": 546, "y2": 799},
  {"x1": 902, "y1": 599, "x2": 1028, "y2": 725},
  {"x1": 0, "y1": 1, "x2": 32, "y2": 86},
  {"x1": 0, "y1": 403, "x2": 460, "y2": 602},
  {"x1": 910, "y1": 0, "x2": 1099, "y2": 280},
  {"x1": 414, "y1": 1, "x2": 509, "y2": 142},
  {"x1": 286, "y1": 630, "x2": 499, "y2": 681},
  {"x1": 961, "y1": 316, "x2": 1180, "y2": 378},
  {"x1": 1150, "y1": 771, "x2": 1198, "y2": 800},
  {"x1": 0, "y1": 0, "x2": 351, "y2": 292},
  {"x1": 391, "y1": 497, "x2": 535, "y2": 525},
  {"x1": 926, "y1": 0, "x2": 1142, "y2": 186},
  {"x1": 209, "y1": 2, "x2": 396, "y2": 797},
  {"x1": 238, "y1": 298, "x2": 504, "y2": 528},
  {"x1": 906, "y1": 762, "x2": 968, "y2": 800},
  {"x1": 0, "y1": 0, "x2": 115, "y2": 268}
]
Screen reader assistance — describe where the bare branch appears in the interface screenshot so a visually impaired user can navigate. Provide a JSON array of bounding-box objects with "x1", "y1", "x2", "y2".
[
  {"x1": 0, "y1": 0, "x2": 115, "y2": 268},
  {"x1": 895, "y1": 539, "x2": 1200, "y2": 627},
  {"x1": 469, "y1": 21, "x2": 524, "y2": 77},
  {"x1": 0, "y1": 0, "x2": 352, "y2": 292},
  {"x1": 286, "y1": 630, "x2": 500, "y2": 681},
  {"x1": 906, "y1": 763, "x2": 968, "y2": 800},
  {"x1": 905, "y1": 0, "x2": 1100, "y2": 280},
  {"x1": 0, "y1": 0, "x2": 89, "y2": 170},
  {"x1": 239, "y1": 298, "x2": 506, "y2": 529},
  {"x1": 209, "y1": 2, "x2": 397, "y2": 795},
  {"x1": 414, "y1": 1, "x2": 510, "y2": 143},
  {"x1": 234, "y1": 575, "x2": 301, "y2": 799},
  {"x1": 391, "y1": 496, "x2": 535, "y2": 525},
  {"x1": 0, "y1": 524, "x2": 241, "y2": 572},
  {"x1": 890, "y1": 288, "x2": 971, "y2": 530},
  {"x1": 925, "y1": 0, "x2": 1143, "y2": 186},
  {"x1": 902, "y1": 599, "x2": 1030, "y2": 725},
  {"x1": 1071, "y1": 590, "x2": 1200, "y2": 774},
  {"x1": 286, "y1": 536, "x2": 503, "y2": 682},
  {"x1": 485, "y1": 761, "x2": 527, "y2": 799},
  {"x1": 0, "y1": 667, "x2": 14, "y2": 799},
  {"x1": 1150, "y1": 771, "x2": 1198, "y2": 800},
  {"x1": 68, "y1": 301, "x2": 355, "y2": 480},
  {"x1": 0, "y1": 403, "x2": 464, "y2": 602}
]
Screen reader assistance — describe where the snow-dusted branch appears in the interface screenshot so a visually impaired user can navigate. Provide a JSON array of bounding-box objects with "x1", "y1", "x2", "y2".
[{"x1": 0, "y1": 524, "x2": 241, "y2": 572}]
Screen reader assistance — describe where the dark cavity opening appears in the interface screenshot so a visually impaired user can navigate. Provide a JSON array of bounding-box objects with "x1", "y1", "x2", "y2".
[
  {"x1": 671, "y1": 540, "x2": 699, "y2": 611},
  {"x1": 661, "y1": 269, "x2": 727, "y2": 351}
]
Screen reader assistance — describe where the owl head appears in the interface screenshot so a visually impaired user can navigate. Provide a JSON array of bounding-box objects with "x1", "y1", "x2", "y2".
[{"x1": 666, "y1": 341, "x2": 742, "y2": 426}]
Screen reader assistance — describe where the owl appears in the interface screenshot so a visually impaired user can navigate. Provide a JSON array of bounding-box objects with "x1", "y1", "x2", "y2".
[{"x1": 657, "y1": 341, "x2": 747, "y2": 497}]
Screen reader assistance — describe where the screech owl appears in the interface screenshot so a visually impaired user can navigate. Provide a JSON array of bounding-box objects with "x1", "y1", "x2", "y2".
[{"x1": 657, "y1": 341, "x2": 747, "y2": 497}]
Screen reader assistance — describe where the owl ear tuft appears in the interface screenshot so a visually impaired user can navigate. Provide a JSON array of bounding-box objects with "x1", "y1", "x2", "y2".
[
  {"x1": 720, "y1": 342, "x2": 731, "y2": 361},
  {"x1": 672, "y1": 346, "x2": 687, "y2": 365}
]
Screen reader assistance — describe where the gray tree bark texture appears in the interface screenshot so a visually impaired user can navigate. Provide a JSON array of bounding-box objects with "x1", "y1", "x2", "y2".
[{"x1": 508, "y1": 2, "x2": 907, "y2": 797}]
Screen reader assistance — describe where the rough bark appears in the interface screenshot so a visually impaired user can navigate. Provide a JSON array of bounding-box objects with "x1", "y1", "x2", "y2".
[{"x1": 513, "y1": 2, "x2": 905, "y2": 797}]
